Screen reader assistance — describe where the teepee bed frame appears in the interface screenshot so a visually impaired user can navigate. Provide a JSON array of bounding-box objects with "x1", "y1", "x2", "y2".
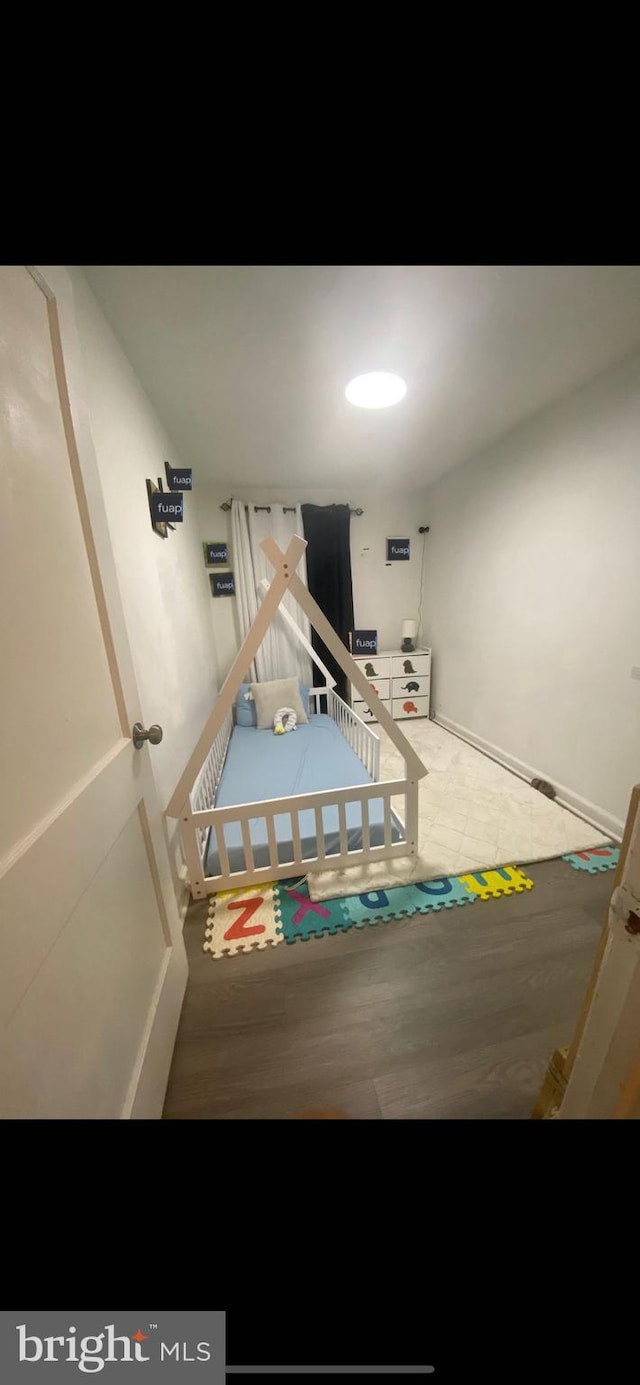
[{"x1": 166, "y1": 536, "x2": 428, "y2": 900}]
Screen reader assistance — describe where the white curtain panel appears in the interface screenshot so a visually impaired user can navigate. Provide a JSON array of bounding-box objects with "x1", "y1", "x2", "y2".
[
  {"x1": 247, "y1": 503, "x2": 313, "y2": 685},
  {"x1": 230, "y1": 499, "x2": 261, "y2": 682}
]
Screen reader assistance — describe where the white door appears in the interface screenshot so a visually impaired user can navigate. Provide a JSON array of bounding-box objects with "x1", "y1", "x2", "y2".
[{"x1": 0, "y1": 264, "x2": 187, "y2": 1118}]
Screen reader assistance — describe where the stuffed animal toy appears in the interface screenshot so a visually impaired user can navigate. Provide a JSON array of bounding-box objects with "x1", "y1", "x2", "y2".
[{"x1": 273, "y1": 707, "x2": 297, "y2": 735}]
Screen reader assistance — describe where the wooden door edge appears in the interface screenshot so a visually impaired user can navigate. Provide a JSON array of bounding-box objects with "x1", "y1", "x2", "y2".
[{"x1": 531, "y1": 784, "x2": 640, "y2": 1119}]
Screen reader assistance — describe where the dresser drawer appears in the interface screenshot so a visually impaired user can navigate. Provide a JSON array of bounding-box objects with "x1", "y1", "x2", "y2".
[
  {"x1": 352, "y1": 655, "x2": 391, "y2": 680},
  {"x1": 353, "y1": 699, "x2": 391, "y2": 724},
  {"x1": 354, "y1": 677, "x2": 390, "y2": 700},
  {"x1": 391, "y1": 653, "x2": 431, "y2": 678},
  {"x1": 392, "y1": 674, "x2": 430, "y2": 698},
  {"x1": 393, "y1": 695, "x2": 429, "y2": 719}
]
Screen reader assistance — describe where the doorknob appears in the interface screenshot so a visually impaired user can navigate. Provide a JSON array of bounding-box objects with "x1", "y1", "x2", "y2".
[{"x1": 132, "y1": 722, "x2": 164, "y2": 749}]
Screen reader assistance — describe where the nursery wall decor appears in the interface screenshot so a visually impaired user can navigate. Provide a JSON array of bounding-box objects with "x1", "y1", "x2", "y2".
[
  {"x1": 386, "y1": 537, "x2": 410, "y2": 561},
  {"x1": 146, "y1": 477, "x2": 185, "y2": 537},
  {"x1": 165, "y1": 462, "x2": 193, "y2": 491},
  {"x1": 204, "y1": 542, "x2": 229, "y2": 565},
  {"x1": 351, "y1": 629, "x2": 378, "y2": 656},
  {"x1": 150, "y1": 488, "x2": 183, "y2": 525},
  {"x1": 210, "y1": 572, "x2": 235, "y2": 597},
  {"x1": 147, "y1": 460, "x2": 196, "y2": 537},
  {"x1": 146, "y1": 480, "x2": 168, "y2": 538}
]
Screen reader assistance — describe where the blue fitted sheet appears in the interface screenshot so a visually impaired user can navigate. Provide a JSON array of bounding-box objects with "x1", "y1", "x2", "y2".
[{"x1": 205, "y1": 713, "x2": 403, "y2": 877}]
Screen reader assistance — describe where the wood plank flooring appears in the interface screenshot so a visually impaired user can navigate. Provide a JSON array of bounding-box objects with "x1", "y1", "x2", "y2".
[{"x1": 162, "y1": 857, "x2": 613, "y2": 1119}]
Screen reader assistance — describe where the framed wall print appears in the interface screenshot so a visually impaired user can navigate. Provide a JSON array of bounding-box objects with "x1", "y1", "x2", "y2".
[
  {"x1": 386, "y1": 538, "x2": 410, "y2": 561},
  {"x1": 204, "y1": 542, "x2": 229, "y2": 566},
  {"x1": 210, "y1": 572, "x2": 235, "y2": 597},
  {"x1": 165, "y1": 462, "x2": 193, "y2": 491},
  {"x1": 351, "y1": 630, "x2": 378, "y2": 656}
]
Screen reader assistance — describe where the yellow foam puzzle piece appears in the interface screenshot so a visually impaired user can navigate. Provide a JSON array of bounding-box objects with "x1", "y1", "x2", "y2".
[{"x1": 458, "y1": 865, "x2": 534, "y2": 901}]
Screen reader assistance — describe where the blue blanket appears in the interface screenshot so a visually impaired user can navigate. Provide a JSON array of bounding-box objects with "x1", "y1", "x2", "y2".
[{"x1": 205, "y1": 713, "x2": 403, "y2": 876}]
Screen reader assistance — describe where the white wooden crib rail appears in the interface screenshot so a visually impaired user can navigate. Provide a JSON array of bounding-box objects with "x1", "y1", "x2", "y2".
[
  {"x1": 186, "y1": 774, "x2": 416, "y2": 897},
  {"x1": 325, "y1": 687, "x2": 380, "y2": 781},
  {"x1": 179, "y1": 693, "x2": 390, "y2": 898},
  {"x1": 189, "y1": 709, "x2": 233, "y2": 856}
]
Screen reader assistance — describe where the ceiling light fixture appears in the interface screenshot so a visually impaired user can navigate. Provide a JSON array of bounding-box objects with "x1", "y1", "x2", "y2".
[{"x1": 345, "y1": 371, "x2": 407, "y2": 409}]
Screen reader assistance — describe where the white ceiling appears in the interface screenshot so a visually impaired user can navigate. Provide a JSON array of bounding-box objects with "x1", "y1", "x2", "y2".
[{"x1": 82, "y1": 265, "x2": 640, "y2": 490}]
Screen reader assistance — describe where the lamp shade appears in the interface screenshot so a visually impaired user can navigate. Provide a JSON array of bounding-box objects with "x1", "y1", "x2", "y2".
[{"x1": 401, "y1": 619, "x2": 418, "y2": 639}]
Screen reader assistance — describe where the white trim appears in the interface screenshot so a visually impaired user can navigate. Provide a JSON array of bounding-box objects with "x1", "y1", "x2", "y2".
[{"x1": 434, "y1": 713, "x2": 624, "y2": 842}]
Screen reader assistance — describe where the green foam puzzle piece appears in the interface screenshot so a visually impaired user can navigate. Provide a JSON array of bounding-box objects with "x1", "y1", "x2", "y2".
[
  {"x1": 563, "y1": 847, "x2": 619, "y2": 873},
  {"x1": 274, "y1": 879, "x2": 351, "y2": 943}
]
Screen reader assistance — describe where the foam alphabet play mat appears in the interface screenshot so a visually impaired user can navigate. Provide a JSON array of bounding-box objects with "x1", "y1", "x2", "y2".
[{"x1": 204, "y1": 864, "x2": 535, "y2": 958}]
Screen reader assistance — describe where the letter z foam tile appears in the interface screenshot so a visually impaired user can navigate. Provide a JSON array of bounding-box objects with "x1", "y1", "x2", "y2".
[{"x1": 204, "y1": 880, "x2": 283, "y2": 958}]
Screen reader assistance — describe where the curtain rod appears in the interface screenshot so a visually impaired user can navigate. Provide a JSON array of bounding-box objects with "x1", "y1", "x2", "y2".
[{"x1": 219, "y1": 499, "x2": 363, "y2": 515}]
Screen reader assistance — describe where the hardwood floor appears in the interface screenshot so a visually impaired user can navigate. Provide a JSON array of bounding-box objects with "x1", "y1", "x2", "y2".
[{"x1": 162, "y1": 857, "x2": 613, "y2": 1119}]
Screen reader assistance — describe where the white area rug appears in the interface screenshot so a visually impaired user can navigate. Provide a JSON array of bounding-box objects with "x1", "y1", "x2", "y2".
[{"x1": 308, "y1": 720, "x2": 610, "y2": 902}]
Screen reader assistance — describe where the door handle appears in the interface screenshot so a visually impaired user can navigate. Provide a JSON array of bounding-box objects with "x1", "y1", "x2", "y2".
[{"x1": 132, "y1": 722, "x2": 164, "y2": 749}]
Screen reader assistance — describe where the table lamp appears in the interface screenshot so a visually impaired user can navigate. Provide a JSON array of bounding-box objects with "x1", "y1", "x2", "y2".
[{"x1": 401, "y1": 618, "x2": 418, "y2": 653}]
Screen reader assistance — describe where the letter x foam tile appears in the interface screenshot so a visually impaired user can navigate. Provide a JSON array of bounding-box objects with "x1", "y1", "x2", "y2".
[
  {"x1": 457, "y1": 865, "x2": 534, "y2": 901},
  {"x1": 274, "y1": 879, "x2": 351, "y2": 944},
  {"x1": 204, "y1": 880, "x2": 283, "y2": 958},
  {"x1": 342, "y1": 874, "x2": 478, "y2": 927},
  {"x1": 562, "y1": 847, "x2": 619, "y2": 874}
]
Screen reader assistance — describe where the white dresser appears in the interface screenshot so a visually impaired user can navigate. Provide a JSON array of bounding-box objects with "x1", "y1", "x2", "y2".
[{"x1": 349, "y1": 648, "x2": 431, "y2": 722}]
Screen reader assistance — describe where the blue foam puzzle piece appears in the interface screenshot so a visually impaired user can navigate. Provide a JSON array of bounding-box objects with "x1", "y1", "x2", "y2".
[{"x1": 342, "y1": 873, "x2": 477, "y2": 927}]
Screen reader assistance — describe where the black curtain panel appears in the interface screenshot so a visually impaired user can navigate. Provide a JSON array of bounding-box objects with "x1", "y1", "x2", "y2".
[{"x1": 301, "y1": 503, "x2": 354, "y2": 702}]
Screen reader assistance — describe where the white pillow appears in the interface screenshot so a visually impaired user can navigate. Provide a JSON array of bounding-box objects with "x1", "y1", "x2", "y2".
[{"x1": 250, "y1": 677, "x2": 309, "y2": 730}]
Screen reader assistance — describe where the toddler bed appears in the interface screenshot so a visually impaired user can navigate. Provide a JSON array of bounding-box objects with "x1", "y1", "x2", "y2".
[
  {"x1": 204, "y1": 698, "x2": 403, "y2": 878},
  {"x1": 166, "y1": 533, "x2": 427, "y2": 899}
]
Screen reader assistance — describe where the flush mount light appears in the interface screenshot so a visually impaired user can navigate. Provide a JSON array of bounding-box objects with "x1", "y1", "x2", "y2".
[{"x1": 345, "y1": 371, "x2": 407, "y2": 409}]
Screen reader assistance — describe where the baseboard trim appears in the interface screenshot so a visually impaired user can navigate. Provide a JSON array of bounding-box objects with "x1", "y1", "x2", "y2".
[{"x1": 433, "y1": 714, "x2": 624, "y2": 842}]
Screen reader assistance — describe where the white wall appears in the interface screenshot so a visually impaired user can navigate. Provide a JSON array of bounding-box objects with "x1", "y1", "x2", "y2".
[
  {"x1": 197, "y1": 486, "x2": 430, "y2": 681},
  {"x1": 68, "y1": 269, "x2": 219, "y2": 886},
  {"x1": 420, "y1": 349, "x2": 640, "y2": 833}
]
